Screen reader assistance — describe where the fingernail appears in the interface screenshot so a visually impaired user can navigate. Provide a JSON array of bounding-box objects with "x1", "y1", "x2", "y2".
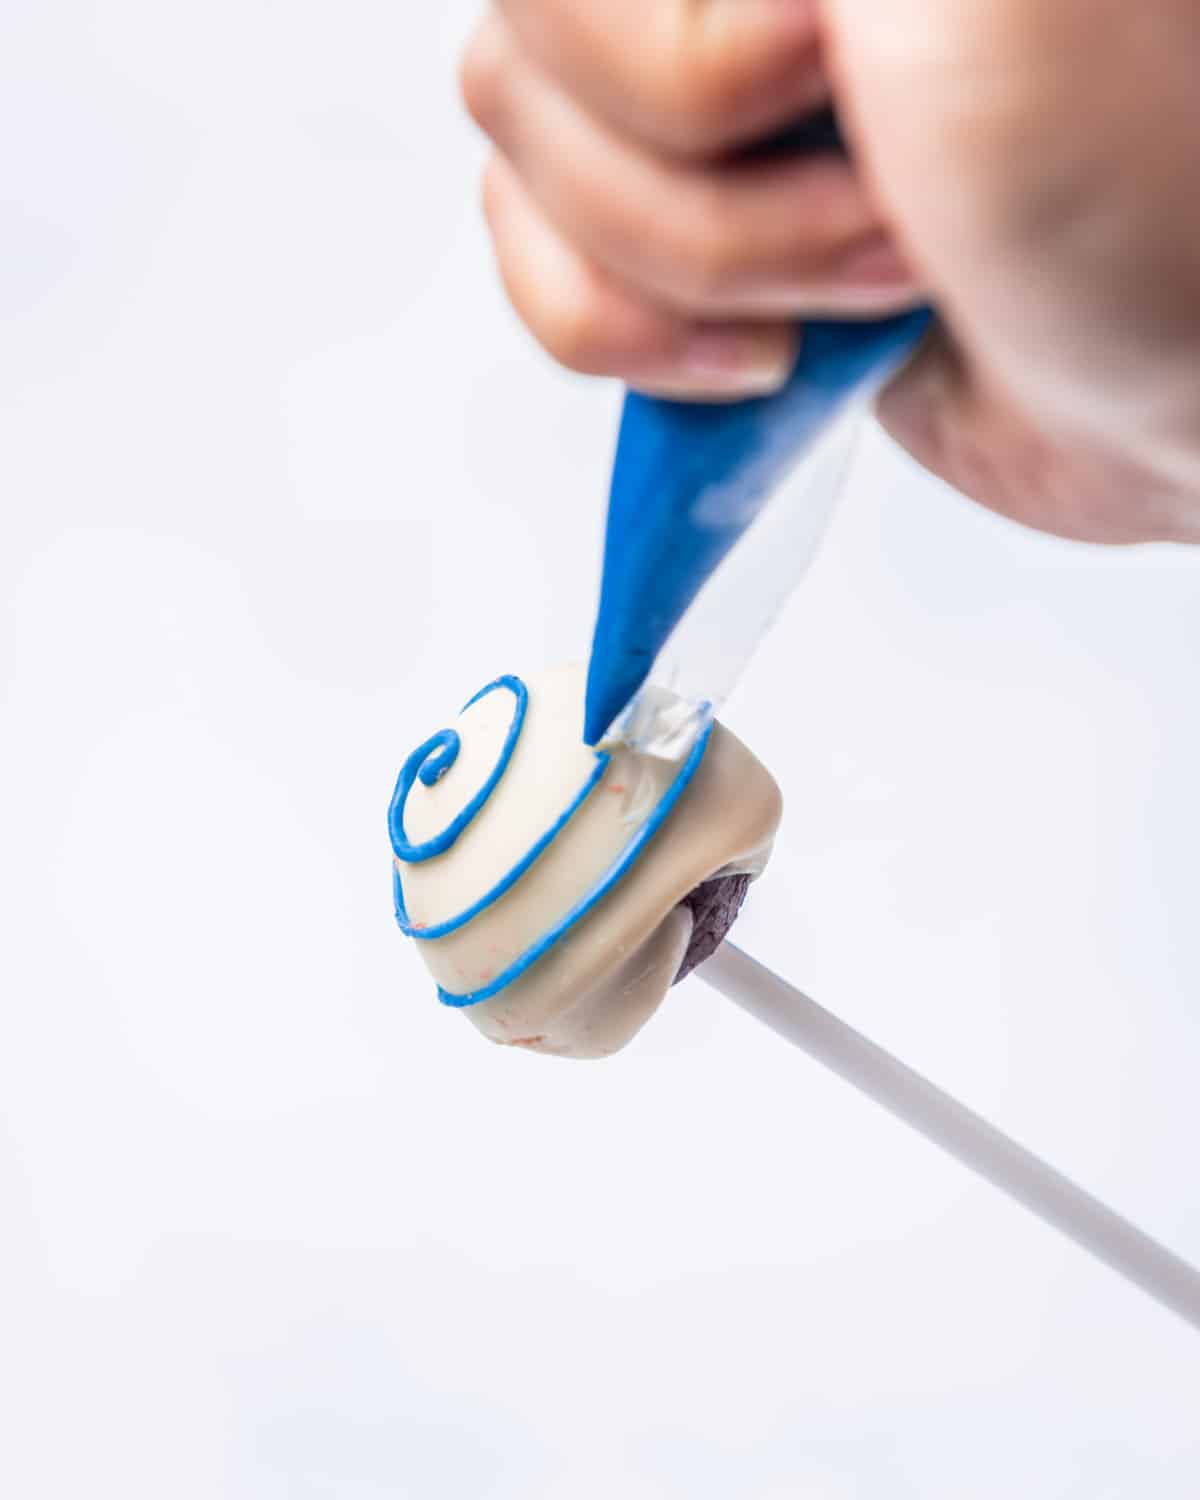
[
  {"x1": 671, "y1": 328, "x2": 796, "y2": 397},
  {"x1": 838, "y1": 237, "x2": 915, "y2": 288}
]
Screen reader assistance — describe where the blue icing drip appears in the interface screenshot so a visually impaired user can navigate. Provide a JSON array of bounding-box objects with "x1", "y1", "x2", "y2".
[
  {"x1": 389, "y1": 674, "x2": 528, "y2": 864},
  {"x1": 388, "y1": 671, "x2": 713, "y2": 1008}
]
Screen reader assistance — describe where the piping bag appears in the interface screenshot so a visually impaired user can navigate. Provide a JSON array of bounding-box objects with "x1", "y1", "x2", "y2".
[
  {"x1": 576, "y1": 112, "x2": 1200, "y2": 1331},
  {"x1": 584, "y1": 110, "x2": 931, "y2": 754}
]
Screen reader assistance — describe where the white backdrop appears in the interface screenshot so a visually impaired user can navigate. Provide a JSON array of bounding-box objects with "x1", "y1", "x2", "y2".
[{"x1": 3, "y1": 4, "x2": 1199, "y2": 1496}]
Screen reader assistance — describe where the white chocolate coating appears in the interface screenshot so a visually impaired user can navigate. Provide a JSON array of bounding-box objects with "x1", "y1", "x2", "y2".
[{"x1": 397, "y1": 664, "x2": 782, "y2": 1058}]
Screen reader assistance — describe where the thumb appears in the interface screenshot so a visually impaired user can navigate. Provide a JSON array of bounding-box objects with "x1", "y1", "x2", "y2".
[{"x1": 878, "y1": 331, "x2": 1194, "y2": 544}]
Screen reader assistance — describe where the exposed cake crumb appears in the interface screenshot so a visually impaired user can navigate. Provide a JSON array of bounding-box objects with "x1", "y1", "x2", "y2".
[{"x1": 673, "y1": 872, "x2": 752, "y2": 982}]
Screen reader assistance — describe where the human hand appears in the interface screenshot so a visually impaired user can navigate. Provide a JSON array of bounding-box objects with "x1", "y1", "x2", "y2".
[{"x1": 462, "y1": 0, "x2": 1200, "y2": 543}]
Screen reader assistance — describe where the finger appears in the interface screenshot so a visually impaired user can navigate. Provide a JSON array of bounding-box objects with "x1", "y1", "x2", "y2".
[
  {"x1": 876, "y1": 332, "x2": 972, "y2": 485},
  {"x1": 482, "y1": 154, "x2": 798, "y2": 400},
  {"x1": 497, "y1": 0, "x2": 829, "y2": 158},
  {"x1": 463, "y1": 16, "x2": 921, "y2": 319}
]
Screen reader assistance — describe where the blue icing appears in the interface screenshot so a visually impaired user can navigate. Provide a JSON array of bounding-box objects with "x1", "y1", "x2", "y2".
[
  {"x1": 389, "y1": 672, "x2": 713, "y2": 1008},
  {"x1": 389, "y1": 675, "x2": 527, "y2": 863},
  {"x1": 392, "y1": 750, "x2": 611, "y2": 940}
]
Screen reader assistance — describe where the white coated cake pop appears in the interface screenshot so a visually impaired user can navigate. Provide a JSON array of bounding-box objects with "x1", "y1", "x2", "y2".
[{"x1": 390, "y1": 664, "x2": 781, "y2": 1058}]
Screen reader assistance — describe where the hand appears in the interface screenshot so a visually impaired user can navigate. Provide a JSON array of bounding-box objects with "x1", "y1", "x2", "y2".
[{"x1": 462, "y1": 0, "x2": 1200, "y2": 543}]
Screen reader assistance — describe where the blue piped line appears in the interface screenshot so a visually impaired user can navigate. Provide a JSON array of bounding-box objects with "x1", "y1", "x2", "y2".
[
  {"x1": 392, "y1": 750, "x2": 611, "y2": 939},
  {"x1": 389, "y1": 675, "x2": 528, "y2": 864},
  {"x1": 434, "y1": 719, "x2": 713, "y2": 1009}
]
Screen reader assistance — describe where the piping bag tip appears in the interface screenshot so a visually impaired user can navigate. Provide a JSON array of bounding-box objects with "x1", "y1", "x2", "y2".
[{"x1": 582, "y1": 309, "x2": 933, "y2": 750}]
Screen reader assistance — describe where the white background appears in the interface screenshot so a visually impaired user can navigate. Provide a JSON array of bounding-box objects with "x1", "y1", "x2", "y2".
[{"x1": 3, "y1": 3, "x2": 1199, "y2": 1495}]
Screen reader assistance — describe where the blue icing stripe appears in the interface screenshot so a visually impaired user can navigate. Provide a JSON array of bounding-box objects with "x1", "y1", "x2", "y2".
[
  {"x1": 388, "y1": 671, "x2": 713, "y2": 1008},
  {"x1": 434, "y1": 717, "x2": 712, "y2": 1008},
  {"x1": 389, "y1": 675, "x2": 527, "y2": 864},
  {"x1": 392, "y1": 750, "x2": 610, "y2": 939}
]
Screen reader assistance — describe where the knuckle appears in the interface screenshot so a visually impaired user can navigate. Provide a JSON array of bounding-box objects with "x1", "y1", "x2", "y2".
[
  {"x1": 674, "y1": 190, "x2": 746, "y2": 302},
  {"x1": 661, "y1": 65, "x2": 733, "y2": 148},
  {"x1": 459, "y1": 23, "x2": 507, "y2": 135},
  {"x1": 479, "y1": 156, "x2": 505, "y2": 228},
  {"x1": 637, "y1": 12, "x2": 751, "y2": 153},
  {"x1": 537, "y1": 279, "x2": 608, "y2": 373},
  {"x1": 643, "y1": 5, "x2": 821, "y2": 156}
]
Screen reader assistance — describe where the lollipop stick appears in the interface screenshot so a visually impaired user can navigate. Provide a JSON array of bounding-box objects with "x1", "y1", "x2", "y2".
[{"x1": 700, "y1": 941, "x2": 1200, "y2": 1332}]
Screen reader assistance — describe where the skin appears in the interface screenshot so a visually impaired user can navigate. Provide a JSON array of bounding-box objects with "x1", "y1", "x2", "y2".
[{"x1": 461, "y1": 0, "x2": 1200, "y2": 544}]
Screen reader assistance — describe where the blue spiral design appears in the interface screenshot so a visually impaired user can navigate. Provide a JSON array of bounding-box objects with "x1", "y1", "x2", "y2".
[
  {"x1": 388, "y1": 675, "x2": 528, "y2": 865},
  {"x1": 390, "y1": 672, "x2": 713, "y2": 1007}
]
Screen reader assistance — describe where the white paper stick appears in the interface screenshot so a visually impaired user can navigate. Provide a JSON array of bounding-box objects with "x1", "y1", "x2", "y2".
[{"x1": 700, "y1": 941, "x2": 1200, "y2": 1332}]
